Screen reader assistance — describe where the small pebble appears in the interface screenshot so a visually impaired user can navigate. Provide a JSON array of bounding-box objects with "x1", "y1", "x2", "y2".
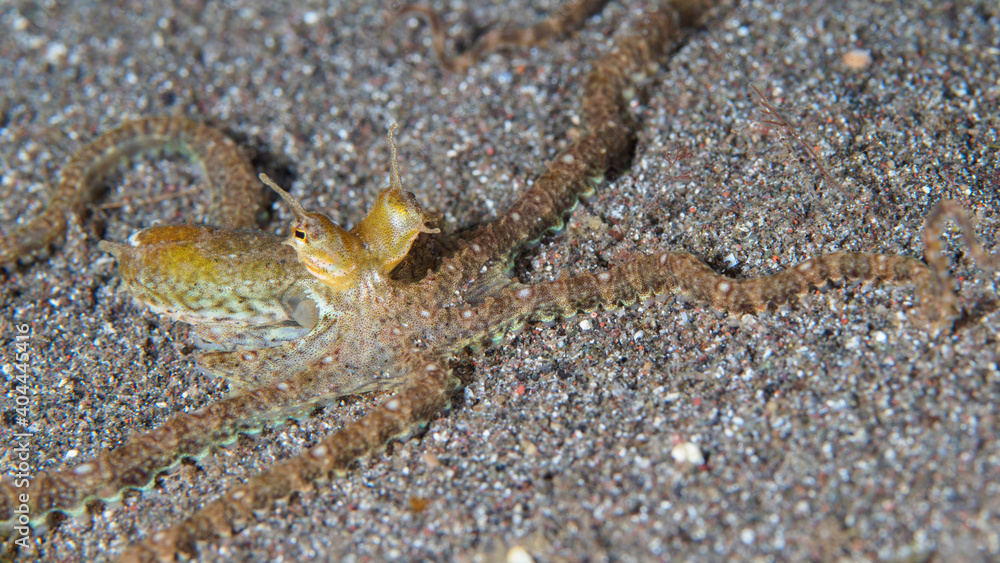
[
  {"x1": 671, "y1": 442, "x2": 704, "y2": 465},
  {"x1": 843, "y1": 48, "x2": 873, "y2": 70}
]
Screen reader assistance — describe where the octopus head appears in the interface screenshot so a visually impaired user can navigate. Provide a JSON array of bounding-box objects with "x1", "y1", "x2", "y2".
[
  {"x1": 260, "y1": 173, "x2": 368, "y2": 290},
  {"x1": 351, "y1": 123, "x2": 439, "y2": 273}
]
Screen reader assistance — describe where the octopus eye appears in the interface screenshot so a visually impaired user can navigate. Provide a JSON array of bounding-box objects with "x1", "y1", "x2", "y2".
[{"x1": 294, "y1": 229, "x2": 307, "y2": 241}]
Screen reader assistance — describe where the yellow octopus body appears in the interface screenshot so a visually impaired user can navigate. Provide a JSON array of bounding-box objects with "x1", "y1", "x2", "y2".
[{"x1": 98, "y1": 126, "x2": 441, "y2": 396}]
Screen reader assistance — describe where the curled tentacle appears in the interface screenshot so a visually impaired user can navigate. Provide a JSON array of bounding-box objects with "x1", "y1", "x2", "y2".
[
  {"x1": 1, "y1": 116, "x2": 262, "y2": 267},
  {"x1": 424, "y1": 3, "x2": 695, "y2": 305},
  {"x1": 391, "y1": 0, "x2": 611, "y2": 73},
  {"x1": 432, "y1": 200, "x2": 997, "y2": 347}
]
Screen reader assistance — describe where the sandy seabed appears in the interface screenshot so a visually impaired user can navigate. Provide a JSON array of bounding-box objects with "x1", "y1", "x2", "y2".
[{"x1": 2, "y1": 1, "x2": 998, "y2": 561}]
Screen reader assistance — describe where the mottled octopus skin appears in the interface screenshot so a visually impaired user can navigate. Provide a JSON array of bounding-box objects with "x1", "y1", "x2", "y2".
[
  {"x1": 0, "y1": 1, "x2": 996, "y2": 561},
  {"x1": 96, "y1": 125, "x2": 444, "y2": 392}
]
